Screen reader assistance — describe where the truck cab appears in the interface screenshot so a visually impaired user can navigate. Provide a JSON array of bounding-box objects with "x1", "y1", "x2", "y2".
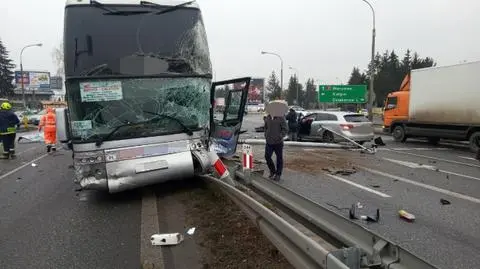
[
  {"x1": 57, "y1": 0, "x2": 250, "y2": 193},
  {"x1": 382, "y1": 90, "x2": 409, "y2": 138}
]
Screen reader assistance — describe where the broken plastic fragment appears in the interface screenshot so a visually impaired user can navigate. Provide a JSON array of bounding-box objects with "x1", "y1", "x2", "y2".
[
  {"x1": 151, "y1": 233, "x2": 184, "y2": 246},
  {"x1": 356, "y1": 202, "x2": 364, "y2": 209},
  {"x1": 31, "y1": 163, "x2": 37, "y2": 167},
  {"x1": 186, "y1": 227, "x2": 196, "y2": 235}
]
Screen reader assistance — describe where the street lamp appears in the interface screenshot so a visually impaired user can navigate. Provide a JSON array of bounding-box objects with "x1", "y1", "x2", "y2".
[
  {"x1": 361, "y1": 0, "x2": 376, "y2": 121},
  {"x1": 289, "y1": 66, "x2": 300, "y2": 105},
  {"x1": 20, "y1": 43, "x2": 43, "y2": 109},
  {"x1": 261, "y1": 51, "x2": 283, "y2": 101}
]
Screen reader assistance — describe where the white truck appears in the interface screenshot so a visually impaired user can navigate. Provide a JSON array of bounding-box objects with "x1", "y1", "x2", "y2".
[
  {"x1": 57, "y1": 0, "x2": 250, "y2": 193},
  {"x1": 383, "y1": 61, "x2": 480, "y2": 152}
]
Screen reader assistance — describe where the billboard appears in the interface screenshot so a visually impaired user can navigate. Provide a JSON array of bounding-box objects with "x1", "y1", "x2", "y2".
[
  {"x1": 233, "y1": 78, "x2": 265, "y2": 104},
  {"x1": 50, "y1": 76, "x2": 63, "y2": 90},
  {"x1": 14, "y1": 71, "x2": 51, "y2": 90}
]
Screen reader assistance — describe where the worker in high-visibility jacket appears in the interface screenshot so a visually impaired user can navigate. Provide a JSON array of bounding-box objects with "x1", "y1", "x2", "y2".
[
  {"x1": 38, "y1": 107, "x2": 57, "y2": 153},
  {"x1": 0, "y1": 102, "x2": 20, "y2": 159}
]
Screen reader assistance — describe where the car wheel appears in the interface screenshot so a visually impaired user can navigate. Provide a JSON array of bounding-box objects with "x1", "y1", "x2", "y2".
[
  {"x1": 322, "y1": 131, "x2": 335, "y2": 143},
  {"x1": 468, "y1": 131, "x2": 480, "y2": 153},
  {"x1": 392, "y1": 125, "x2": 407, "y2": 143}
]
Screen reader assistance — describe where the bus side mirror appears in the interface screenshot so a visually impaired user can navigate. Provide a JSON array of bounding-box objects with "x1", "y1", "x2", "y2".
[{"x1": 56, "y1": 108, "x2": 71, "y2": 143}]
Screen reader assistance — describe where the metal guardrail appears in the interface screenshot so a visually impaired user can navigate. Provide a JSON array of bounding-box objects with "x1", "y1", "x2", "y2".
[
  {"x1": 202, "y1": 174, "x2": 349, "y2": 269},
  {"x1": 206, "y1": 163, "x2": 440, "y2": 269}
]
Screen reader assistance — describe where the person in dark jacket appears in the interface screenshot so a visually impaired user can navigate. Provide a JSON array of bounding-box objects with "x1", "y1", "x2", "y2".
[
  {"x1": 285, "y1": 108, "x2": 299, "y2": 141},
  {"x1": 264, "y1": 114, "x2": 288, "y2": 181},
  {"x1": 0, "y1": 102, "x2": 20, "y2": 159}
]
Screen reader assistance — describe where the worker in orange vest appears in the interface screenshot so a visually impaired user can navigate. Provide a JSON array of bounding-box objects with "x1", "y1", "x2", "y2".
[{"x1": 38, "y1": 107, "x2": 57, "y2": 153}]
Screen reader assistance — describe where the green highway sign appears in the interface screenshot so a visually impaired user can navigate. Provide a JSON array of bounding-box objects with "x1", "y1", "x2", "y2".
[{"x1": 318, "y1": 84, "x2": 367, "y2": 103}]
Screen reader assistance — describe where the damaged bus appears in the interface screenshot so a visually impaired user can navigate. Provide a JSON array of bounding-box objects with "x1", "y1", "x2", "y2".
[{"x1": 57, "y1": 0, "x2": 250, "y2": 193}]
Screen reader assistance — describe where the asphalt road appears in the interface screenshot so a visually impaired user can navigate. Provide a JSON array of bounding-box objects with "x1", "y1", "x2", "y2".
[
  {"x1": 2, "y1": 115, "x2": 478, "y2": 269},
  {"x1": 240, "y1": 113, "x2": 480, "y2": 269},
  {"x1": 0, "y1": 139, "x2": 198, "y2": 269}
]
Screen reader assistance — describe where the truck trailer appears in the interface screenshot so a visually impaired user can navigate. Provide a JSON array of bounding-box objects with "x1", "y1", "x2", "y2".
[{"x1": 383, "y1": 61, "x2": 480, "y2": 152}]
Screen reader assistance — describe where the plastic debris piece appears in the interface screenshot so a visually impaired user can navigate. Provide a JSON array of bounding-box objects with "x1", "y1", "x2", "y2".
[
  {"x1": 399, "y1": 210, "x2": 415, "y2": 222},
  {"x1": 440, "y1": 199, "x2": 451, "y2": 205},
  {"x1": 186, "y1": 227, "x2": 196, "y2": 235},
  {"x1": 374, "y1": 136, "x2": 386, "y2": 146},
  {"x1": 31, "y1": 163, "x2": 37, "y2": 167},
  {"x1": 356, "y1": 202, "x2": 364, "y2": 209},
  {"x1": 151, "y1": 233, "x2": 184, "y2": 246}
]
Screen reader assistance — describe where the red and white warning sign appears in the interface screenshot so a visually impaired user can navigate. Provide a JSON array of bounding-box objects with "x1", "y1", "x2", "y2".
[
  {"x1": 242, "y1": 144, "x2": 253, "y2": 170},
  {"x1": 208, "y1": 150, "x2": 230, "y2": 180}
]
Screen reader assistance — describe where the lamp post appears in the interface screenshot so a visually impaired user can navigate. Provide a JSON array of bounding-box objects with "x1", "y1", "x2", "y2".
[
  {"x1": 289, "y1": 66, "x2": 300, "y2": 105},
  {"x1": 20, "y1": 43, "x2": 43, "y2": 109},
  {"x1": 261, "y1": 51, "x2": 283, "y2": 101},
  {"x1": 361, "y1": 0, "x2": 376, "y2": 121}
]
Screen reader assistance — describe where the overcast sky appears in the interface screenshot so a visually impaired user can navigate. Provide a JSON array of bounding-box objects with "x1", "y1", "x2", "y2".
[{"x1": 1, "y1": 0, "x2": 479, "y2": 86}]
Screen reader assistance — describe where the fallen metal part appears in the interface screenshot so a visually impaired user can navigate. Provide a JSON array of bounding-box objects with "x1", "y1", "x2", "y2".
[
  {"x1": 239, "y1": 139, "x2": 356, "y2": 149},
  {"x1": 151, "y1": 233, "x2": 184, "y2": 246},
  {"x1": 440, "y1": 199, "x2": 451, "y2": 205},
  {"x1": 319, "y1": 126, "x2": 376, "y2": 154}
]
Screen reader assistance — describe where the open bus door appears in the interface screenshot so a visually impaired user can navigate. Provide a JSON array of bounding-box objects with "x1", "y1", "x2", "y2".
[{"x1": 209, "y1": 77, "x2": 251, "y2": 158}]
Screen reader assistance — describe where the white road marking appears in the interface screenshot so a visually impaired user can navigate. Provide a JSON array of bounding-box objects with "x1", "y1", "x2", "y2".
[
  {"x1": 0, "y1": 153, "x2": 49, "y2": 181},
  {"x1": 140, "y1": 190, "x2": 164, "y2": 269},
  {"x1": 382, "y1": 147, "x2": 450, "y2": 151},
  {"x1": 458, "y1": 156, "x2": 477, "y2": 161},
  {"x1": 381, "y1": 148, "x2": 480, "y2": 168},
  {"x1": 358, "y1": 166, "x2": 480, "y2": 204},
  {"x1": 383, "y1": 158, "x2": 480, "y2": 182},
  {"x1": 325, "y1": 173, "x2": 391, "y2": 198}
]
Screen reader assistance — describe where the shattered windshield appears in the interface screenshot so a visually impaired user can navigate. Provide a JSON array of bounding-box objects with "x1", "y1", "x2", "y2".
[
  {"x1": 64, "y1": 4, "x2": 211, "y2": 77},
  {"x1": 66, "y1": 77, "x2": 210, "y2": 143}
]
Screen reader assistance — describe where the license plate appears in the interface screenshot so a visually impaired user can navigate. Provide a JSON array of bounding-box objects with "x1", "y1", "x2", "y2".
[{"x1": 135, "y1": 160, "x2": 168, "y2": 174}]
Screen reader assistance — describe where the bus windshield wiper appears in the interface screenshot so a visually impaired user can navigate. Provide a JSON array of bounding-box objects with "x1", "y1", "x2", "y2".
[
  {"x1": 141, "y1": 0, "x2": 196, "y2": 15},
  {"x1": 143, "y1": 111, "x2": 194, "y2": 136}
]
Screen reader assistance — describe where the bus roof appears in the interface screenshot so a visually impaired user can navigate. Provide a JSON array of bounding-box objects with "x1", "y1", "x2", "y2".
[{"x1": 65, "y1": 0, "x2": 200, "y2": 8}]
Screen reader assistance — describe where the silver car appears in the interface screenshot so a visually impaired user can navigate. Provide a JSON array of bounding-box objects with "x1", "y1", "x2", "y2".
[{"x1": 297, "y1": 111, "x2": 374, "y2": 144}]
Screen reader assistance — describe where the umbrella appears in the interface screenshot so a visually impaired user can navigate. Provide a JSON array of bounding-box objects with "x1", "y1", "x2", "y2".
[{"x1": 266, "y1": 100, "x2": 288, "y2": 117}]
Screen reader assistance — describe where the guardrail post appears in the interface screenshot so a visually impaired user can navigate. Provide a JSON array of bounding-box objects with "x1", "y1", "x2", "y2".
[{"x1": 242, "y1": 144, "x2": 253, "y2": 183}]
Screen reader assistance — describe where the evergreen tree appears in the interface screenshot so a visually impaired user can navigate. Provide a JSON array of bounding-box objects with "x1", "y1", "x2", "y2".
[
  {"x1": 266, "y1": 71, "x2": 281, "y2": 100},
  {"x1": 304, "y1": 78, "x2": 317, "y2": 109},
  {"x1": 286, "y1": 74, "x2": 301, "y2": 105},
  {"x1": 0, "y1": 39, "x2": 15, "y2": 97},
  {"x1": 347, "y1": 67, "x2": 367, "y2": 85}
]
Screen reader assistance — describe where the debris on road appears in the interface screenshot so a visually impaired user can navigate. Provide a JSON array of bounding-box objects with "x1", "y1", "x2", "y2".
[
  {"x1": 31, "y1": 163, "x2": 37, "y2": 167},
  {"x1": 187, "y1": 227, "x2": 196, "y2": 235},
  {"x1": 399, "y1": 210, "x2": 416, "y2": 222},
  {"x1": 356, "y1": 202, "x2": 364, "y2": 209},
  {"x1": 440, "y1": 199, "x2": 451, "y2": 205},
  {"x1": 151, "y1": 233, "x2": 184, "y2": 246},
  {"x1": 374, "y1": 137, "x2": 386, "y2": 146},
  {"x1": 370, "y1": 184, "x2": 381, "y2": 188},
  {"x1": 349, "y1": 204, "x2": 380, "y2": 223},
  {"x1": 322, "y1": 167, "x2": 357, "y2": 176}
]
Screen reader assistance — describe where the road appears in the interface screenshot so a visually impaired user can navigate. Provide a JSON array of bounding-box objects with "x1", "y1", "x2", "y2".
[
  {"x1": 0, "y1": 130, "x2": 291, "y2": 269},
  {"x1": 241, "y1": 113, "x2": 480, "y2": 269}
]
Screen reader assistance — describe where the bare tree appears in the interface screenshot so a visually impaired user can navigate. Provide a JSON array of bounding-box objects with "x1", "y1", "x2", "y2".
[{"x1": 51, "y1": 42, "x2": 64, "y2": 76}]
